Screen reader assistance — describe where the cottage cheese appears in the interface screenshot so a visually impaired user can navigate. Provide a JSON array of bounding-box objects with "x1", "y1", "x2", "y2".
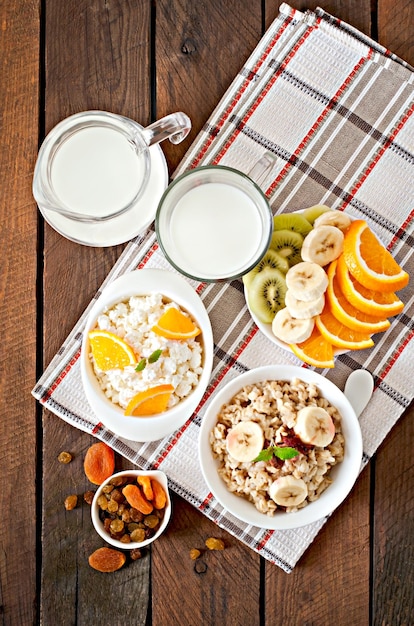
[{"x1": 90, "y1": 293, "x2": 203, "y2": 410}]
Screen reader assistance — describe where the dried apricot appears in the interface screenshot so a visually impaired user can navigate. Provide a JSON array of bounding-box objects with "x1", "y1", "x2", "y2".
[
  {"x1": 84, "y1": 442, "x2": 115, "y2": 485},
  {"x1": 88, "y1": 547, "x2": 126, "y2": 572},
  {"x1": 137, "y1": 475, "x2": 154, "y2": 501},
  {"x1": 151, "y1": 478, "x2": 167, "y2": 509},
  {"x1": 122, "y1": 484, "x2": 153, "y2": 515}
]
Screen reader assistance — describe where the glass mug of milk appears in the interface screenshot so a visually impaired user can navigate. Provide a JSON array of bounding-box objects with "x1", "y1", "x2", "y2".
[
  {"x1": 155, "y1": 154, "x2": 277, "y2": 282},
  {"x1": 33, "y1": 110, "x2": 191, "y2": 223}
]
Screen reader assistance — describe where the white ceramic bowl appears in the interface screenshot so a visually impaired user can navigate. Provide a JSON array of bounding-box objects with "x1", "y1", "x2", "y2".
[
  {"x1": 91, "y1": 470, "x2": 171, "y2": 549},
  {"x1": 199, "y1": 365, "x2": 363, "y2": 530},
  {"x1": 81, "y1": 269, "x2": 214, "y2": 442}
]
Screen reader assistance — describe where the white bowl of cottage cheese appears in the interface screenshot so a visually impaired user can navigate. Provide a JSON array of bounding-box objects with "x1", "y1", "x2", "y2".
[{"x1": 81, "y1": 269, "x2": 214, "y2": 442}]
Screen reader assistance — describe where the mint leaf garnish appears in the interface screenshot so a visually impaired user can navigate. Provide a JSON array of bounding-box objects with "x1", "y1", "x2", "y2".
[
  {"x1": 148, "y1": 349, "x2": 163, "y2": 363},
  {"x1": 135, "y1": 358, "x2": 147, "y2": 372},
  {"x1": 253, "y1": 445, "x2": 299, "y2": 463},
  {"x1": 253, "y1": 447, "x2": 275, "y2": 463},
  {"x1": 273, "y1": 446, "x2": 299, "y2": 460}
]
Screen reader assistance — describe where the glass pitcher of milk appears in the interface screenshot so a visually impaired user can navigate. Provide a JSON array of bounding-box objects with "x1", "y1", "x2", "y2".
[{"x1": 33, "y1": 110, "x2": 191, "y2": 223}]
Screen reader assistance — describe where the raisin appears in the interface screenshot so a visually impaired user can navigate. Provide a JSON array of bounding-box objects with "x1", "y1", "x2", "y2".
[
  {"x1": 110, "y1": 519, "x2": 124, "y2": 534},
  {"x1": 83, "y1": 490, "x2": 95, "y2": 505},
  {"x1": 58, "y1": 451, "x2": 73, "y2": 464},
  {"x1": 205, "y1": 537, "x2": 225, "y2": 551},
  {"x1": 190, "y1": 549, "x2": 201, "y2": 560},
  {"x1": 130, "y1": 528, "x2": 146, "y2": 543},
  {"x1": 143, "y1": 515, "x2": 159, "y2": 529},
  {"x1": 64, "y1": 495, "x2": 78, "y2": 510},
  {"x1": 107, "y1": 499, "x2": 119, "y2": 513},
  {"x1": 130, "y1": 548, "x2": 143, "y2": 561}
]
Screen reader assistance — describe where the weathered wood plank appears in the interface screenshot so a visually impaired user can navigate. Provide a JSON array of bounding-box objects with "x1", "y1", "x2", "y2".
[
  {"x1": 41, "y1": 1, "x2": 153, "y2": 623},
  {"x1": 0, "y1": 1, "x2": 40, "y2": 623},
  {"x1": 378, "y1": 0, "x2": 414, "y2": 64},
  {"x1": 152, "y1": 1, "x2": 264, "y2": 623}
]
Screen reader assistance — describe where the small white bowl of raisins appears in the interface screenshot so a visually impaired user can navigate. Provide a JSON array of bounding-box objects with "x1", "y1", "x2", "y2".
[{"x1": 91, "y1": 469, "x2": 171, "y2": 549}]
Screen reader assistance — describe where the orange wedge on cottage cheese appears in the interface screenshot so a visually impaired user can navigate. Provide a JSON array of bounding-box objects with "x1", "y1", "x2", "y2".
[
  {"x1": 152, "y1": 307, "x2": 201, "y2": 340},
  {"x1": 342, "y1": 220, "x2": 409, "y2": 292},
  {"x1": 89, "y1": 330, "x2": 137, "y2": 371},
  {"x1": 124, "y1": 384, "x2": 175, "y2": 416}
]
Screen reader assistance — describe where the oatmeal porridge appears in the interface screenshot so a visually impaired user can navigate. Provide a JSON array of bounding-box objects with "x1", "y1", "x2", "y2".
[{"x1": 210, "y1": 377, "x2": 345, "y2": 514}]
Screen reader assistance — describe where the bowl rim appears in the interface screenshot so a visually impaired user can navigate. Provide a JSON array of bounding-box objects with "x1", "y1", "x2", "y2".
[
  {"x1": 198, "y1": 364, "x2": 363, "y2": 530},
  {"x1": 91, "y1": 469, "x2": 171, "y2": 549},
  {"x1": 80, "y1": 268, "x2": 214, "y2": 442}
]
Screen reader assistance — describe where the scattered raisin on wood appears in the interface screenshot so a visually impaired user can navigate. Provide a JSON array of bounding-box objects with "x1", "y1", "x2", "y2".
[
  {"x1": 190, "y1": 548, "x2": 201, "y2": 560},
  {"x1": 130, "y1": 548, "x2": 143, "y2": 561},
  {"x1": 58, "y1": 451, "x2": 73, "y2": 464},
  {"x1": 205, "y1": 537, "x2": 225, "y2": 551},
  {"x1": 64, "y1": 494, "x2": 78, "y2": 510},
  {"x1": 83, "y1": 490, "x2": 95, "y2": 505}
]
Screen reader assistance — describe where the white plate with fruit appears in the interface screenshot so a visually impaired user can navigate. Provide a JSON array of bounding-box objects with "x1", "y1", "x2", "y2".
[{"x1": 243, "y1": 205, "x2": 408, "y2": 368}]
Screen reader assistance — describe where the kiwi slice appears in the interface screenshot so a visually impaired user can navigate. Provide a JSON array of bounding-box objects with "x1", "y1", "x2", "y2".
[
  {"x1": 273, "y1": 213, "x2": 312, "y2": 237},
  {"x1": 248, "y1": 267, "x2": 287, "y2": 324},
  {"x1": 269, "y1": 229, "x2": 303, "y2": 267},
  {"x1": 301, "y1": 204, "x2": 331, "y2": 225},
  {"x1": 243, "y1": 249, "x2": 289, "y2": 288}
]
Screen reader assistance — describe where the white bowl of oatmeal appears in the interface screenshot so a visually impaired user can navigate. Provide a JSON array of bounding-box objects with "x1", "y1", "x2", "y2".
[
  {"x1": 199, "y1": 365, "x2": 363, "y2": 530},
  {"x1": 81, "y1": 269, "x2": 214, "y2": 442}
]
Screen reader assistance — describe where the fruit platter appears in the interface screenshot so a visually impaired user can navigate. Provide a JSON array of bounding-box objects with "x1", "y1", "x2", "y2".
[{"x1": 243, "y1": 205, "x2": 409, "y2": 368}]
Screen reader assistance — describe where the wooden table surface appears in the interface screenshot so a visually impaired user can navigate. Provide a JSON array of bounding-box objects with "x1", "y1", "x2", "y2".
[{"x1": 2, "y1": 1, "x2": 414, "y2": 624}]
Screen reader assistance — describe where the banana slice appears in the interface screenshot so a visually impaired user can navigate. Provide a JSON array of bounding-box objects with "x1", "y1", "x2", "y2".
[
  {"x1": 285, "y1": 290, "x2": 325, "y2": 319},
  {"x1": 286, "y1": 261, "x2": 328, "y2": 302},
  {"x1": 272, "y1": 307, "x2": 314, "y2": 343},
  {"x1": 294, "y1": 406, "x2": 335, "y2": 447},
  {"x1": 301, "y1": 225, "x2": 344, "y2": 266},
  {"x1": 313, "y1": 210, "x2": 352, "y2": 232},
  {"x1": 226, "y1": 420, "x2": 264, "y2": 462},
  {"x1": 269, "y1": 476, "x2": 308, "y2": 507}
]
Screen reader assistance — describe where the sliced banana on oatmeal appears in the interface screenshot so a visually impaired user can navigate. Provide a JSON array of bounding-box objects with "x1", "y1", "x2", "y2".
[
  {"x1": 294, "y1": 406, "x2": 335, "y2": 447},
  {"x1": 285, "y1": 261, "x2": 329, "y2": 302},
  {"x1": 226, "y1": 420, "x2": 264, "y2": 463},
  {"x1": 272, "y1": 307, "x2": 314, "y2": 344},
  {"x1": 269, "y1": 475, "x2": 308, "y2": 507},
  {"x1": 301, "y1": 225, "x2": 344, "y2": 266}
]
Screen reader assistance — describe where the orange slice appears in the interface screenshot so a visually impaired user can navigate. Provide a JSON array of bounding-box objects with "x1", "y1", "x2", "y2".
[
  {"x1": 342, "y1": 220, "x2": 409, "y2": 292},
  {"x1": 88, "y1": 330, "x2": 137, "y2": 371},
  {"x1": 336, "y1": 254, "x2": 404, "y2": 317},
  {"x1": 316, "y1": 306, "x2": 374, "y2": 350},
  {"x1": 290, "y1": 326, "x2": 335, "y2": 368},
  {"x1": 124, "y1": 384, "x2": 175, "y2": 416},
  {"x1": 152, "y1": 307, "x2": 201, "y2": 340},
  {"x1": 326, "y1": 260, "x2": 390, "y2": 334}
]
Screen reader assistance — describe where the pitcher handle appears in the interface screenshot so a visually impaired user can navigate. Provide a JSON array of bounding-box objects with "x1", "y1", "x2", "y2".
[
  {"x1": 247, "y1": 152, "x2": 279, "y2": 189},
  {"x1": 141, "y1": 112, "x2": 191, "y2": 146}
]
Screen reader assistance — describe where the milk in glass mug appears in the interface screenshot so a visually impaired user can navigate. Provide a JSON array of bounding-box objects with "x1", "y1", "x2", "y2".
[
  {"x1": 155, "y1": 154, "x2": 277, "y2": 282},
  {"x1": 33, "y1": 110, "x2": 191, "y2": 245}
]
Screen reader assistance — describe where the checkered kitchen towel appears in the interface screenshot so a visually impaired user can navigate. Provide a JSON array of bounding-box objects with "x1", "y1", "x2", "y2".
[{"x1": 33, "y1": 4, "x2": 414, "y2": 572}]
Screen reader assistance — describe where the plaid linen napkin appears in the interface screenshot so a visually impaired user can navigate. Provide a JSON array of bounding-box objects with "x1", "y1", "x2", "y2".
[{"x1": 33, "y1": 4, "x2": 414, "y2": 573}]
